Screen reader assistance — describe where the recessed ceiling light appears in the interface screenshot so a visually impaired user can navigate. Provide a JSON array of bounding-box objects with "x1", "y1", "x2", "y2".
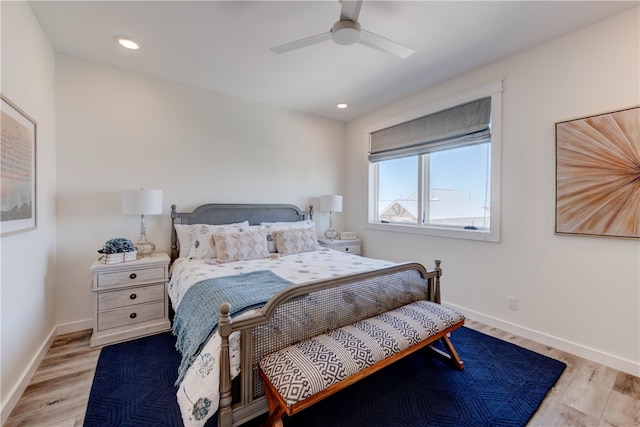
[
  {"x1": 336, "y1": 103, "x2": 348, "y2": 109},
  {"x1": 117, "y1": 37, "x2": 139, "y2": 50}
]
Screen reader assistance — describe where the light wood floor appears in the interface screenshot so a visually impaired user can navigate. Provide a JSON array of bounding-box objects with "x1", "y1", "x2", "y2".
[{"x1": 4, "y1": 320, "x2": 640, "y2": 427}]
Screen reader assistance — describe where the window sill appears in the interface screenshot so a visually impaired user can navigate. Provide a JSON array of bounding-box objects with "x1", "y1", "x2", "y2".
[{"x1": 366, "y1": 222, "x2": 500, "y2": 242}]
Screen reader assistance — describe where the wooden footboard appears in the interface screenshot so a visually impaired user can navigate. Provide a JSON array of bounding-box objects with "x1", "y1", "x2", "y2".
[{"x1": 217, "y1": 260, "x2": 443, "y2": 427}]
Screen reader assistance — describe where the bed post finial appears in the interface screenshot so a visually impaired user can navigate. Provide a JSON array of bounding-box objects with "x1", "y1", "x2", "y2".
[
  {"x1": 434, "y1": 259, "x2": 442, "y2": 304},
  {"x1": 171, "y1": 205, "x2": 178, "y2": 262},
  {"x1": 219, "y1": 302, "x2": 231, "y2": 326},
  {"x1": 219, "y1": 302, "x2": 233, "y2": 427},
  {"x1": 309, "y1": 205, "x2": 314, "y2": 220}
]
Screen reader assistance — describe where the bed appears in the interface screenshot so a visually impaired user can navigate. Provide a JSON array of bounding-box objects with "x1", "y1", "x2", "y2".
[{"x1": 168, "y1": 203, "x2": 449, "y2": 427}]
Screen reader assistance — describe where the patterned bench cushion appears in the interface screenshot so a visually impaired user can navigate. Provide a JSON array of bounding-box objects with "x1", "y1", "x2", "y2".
[{"x1": 259, "y1": 300, "x2": 465, "y2": 407}]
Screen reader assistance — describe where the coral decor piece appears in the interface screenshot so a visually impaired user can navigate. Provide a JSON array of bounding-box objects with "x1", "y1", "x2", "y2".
[
  {"x1": 99, "y1": 237, "x2": 136, "y2": 254},
  {"x1": 97, "y1": 237, "x2": 137, "y2": 264}
]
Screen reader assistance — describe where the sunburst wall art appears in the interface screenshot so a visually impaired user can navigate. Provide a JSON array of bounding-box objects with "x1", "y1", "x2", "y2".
[{"x1": 555, "y1": 106, "x2": 640, "y2": 239}]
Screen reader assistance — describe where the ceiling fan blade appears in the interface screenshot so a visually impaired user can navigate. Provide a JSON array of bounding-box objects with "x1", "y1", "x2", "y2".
[
  {"x1": 339, "y1": 0, "x2": 362, "y2": 22},
  {"x1": 270, "y1": 32, "x2": 332, "y2": 54},
  {"x1": 358, "y1": 29, "x2": 414, "y2": 59}
]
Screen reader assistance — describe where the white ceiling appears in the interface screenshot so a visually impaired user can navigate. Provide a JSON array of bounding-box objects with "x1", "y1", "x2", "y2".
[{"x1": 28, "y1": 1, "x2": 637, "y2": 122}]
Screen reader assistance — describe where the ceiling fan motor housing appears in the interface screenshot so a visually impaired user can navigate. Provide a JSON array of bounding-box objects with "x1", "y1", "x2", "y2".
[
  {"x1": 331, "y1": 20, "x2": 361, "y2": 45},
  {"x1": 269, "y1": 0, "x2": 414, "y2": 59}
]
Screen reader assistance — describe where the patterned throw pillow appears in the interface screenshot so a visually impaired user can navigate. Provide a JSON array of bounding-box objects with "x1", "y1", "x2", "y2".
[
  {"x1": 261, "y1": 220, "x2": 316, "y2": 252},
  {"x1": 187, "y1": 221, "x2": 249, "y2": 259},
  {"x1": 212, "y1": 228, "x2": 270, "y2": 263},
  {"x1": 273, "y1": 227, "x2": 320, "y2": 256}
]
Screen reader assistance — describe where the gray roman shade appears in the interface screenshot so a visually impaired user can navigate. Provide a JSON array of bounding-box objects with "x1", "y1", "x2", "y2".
[{"x1": 369, "y1": 97, "x2": 491, "y2": 162}]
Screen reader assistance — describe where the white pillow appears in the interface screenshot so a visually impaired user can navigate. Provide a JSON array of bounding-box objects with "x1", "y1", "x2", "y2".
[
  {"x1": 174, "y1": 224, "x2": 195, "y2": 258},
  {"x1": 212, "y1": 228, "x2": 270, "y2": 263},
  {"x1": 261, "y1": 220, "x2": 316, "y2": 253},
  {"x1": 188, "y1": 221, "x2": 249, "y2": 259},
  {"x1": 273, "y1": 227, "x2": 320, "y2": 256}
]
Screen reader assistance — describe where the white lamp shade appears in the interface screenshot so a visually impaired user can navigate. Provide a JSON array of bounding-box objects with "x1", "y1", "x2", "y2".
[
  {"x1": 122, "y1": 189, "x2": 163, "y2": 215},
  {"x1": 320, "y1": 195, "x2": 343, "y2": 212}
]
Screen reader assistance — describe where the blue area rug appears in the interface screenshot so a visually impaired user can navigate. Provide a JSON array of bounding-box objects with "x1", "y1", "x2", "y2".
[
  {"x1": 84, "y1": 327, "x2": 565, "y2": 427},
  {"x1": 84, "y1": 333, "x2": 182, "y2": 426}
]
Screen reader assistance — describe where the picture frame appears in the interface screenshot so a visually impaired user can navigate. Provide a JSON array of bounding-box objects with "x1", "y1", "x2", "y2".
[
  {"x1": 555, "y1": 106, "x2": 640, "y2": 239},
  {"x1": 1, "y1": 95, "x2": 37, "y2": 236}
]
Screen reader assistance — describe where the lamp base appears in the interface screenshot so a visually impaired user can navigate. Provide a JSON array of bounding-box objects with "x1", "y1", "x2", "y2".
[
  {"x1": 135, "y1": 214, "x2": 155, "y2": 257},
  {"x1": 324, "y1": 229, "x2": 339, "y2": 240}
]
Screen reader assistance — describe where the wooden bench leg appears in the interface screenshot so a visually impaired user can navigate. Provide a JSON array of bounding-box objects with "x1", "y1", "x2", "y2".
[
  {"x1": 261, "y1": 408, "x2": 284, "y2": 427},
  {"x1": 440, "y1": 334, "x2": 464, "y2": 369},
  {"x1": 261, "y1": 370, "x2": 287, "y2": 427},
  {"x1": 427, "y1": 333, "x2": 464, "y2": 370}
]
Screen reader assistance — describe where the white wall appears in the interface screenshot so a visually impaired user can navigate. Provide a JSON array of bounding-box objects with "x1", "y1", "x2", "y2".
[
  {"x1": 54, "y1": 55, "x2": 346, "y2": 327},
  {"x1": 346, "y1": 7, "x2": 640, "y2": 375},
  {"x1": 0, "y1": 2, "x2": 57, "y2": 421}
]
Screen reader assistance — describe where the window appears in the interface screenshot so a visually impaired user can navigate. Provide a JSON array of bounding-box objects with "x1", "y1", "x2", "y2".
[{"x1": 368, "y1": 81, "x2": 502, "y2": 242}]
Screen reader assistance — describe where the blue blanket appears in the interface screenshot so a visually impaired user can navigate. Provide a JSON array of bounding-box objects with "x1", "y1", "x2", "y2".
[{"x1": 172, "y1": 270, "x2": 293, "y2": 384}]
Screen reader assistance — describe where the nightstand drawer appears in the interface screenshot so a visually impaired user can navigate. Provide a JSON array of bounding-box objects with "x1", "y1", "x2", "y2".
[
  {"x1": 336, "y1": 243, "x2": 361, "y2": 254},
  {"x1": 95, "y1": 266, "x2": 166, "y2": 287},
  {"x1": 97, "y1": 283, "x2": 165, "y2": 311},
  {"x1": 318, "y1": 238, "x2": 362, "y2": 255},
  {"x1": 97, "y1": 301, "x2": 165, "y2": 331}
]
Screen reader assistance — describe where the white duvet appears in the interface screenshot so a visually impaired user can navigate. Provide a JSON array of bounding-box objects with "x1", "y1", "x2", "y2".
[{"x1": 168, "y1": 248, "x2": 394, "y2": 427}]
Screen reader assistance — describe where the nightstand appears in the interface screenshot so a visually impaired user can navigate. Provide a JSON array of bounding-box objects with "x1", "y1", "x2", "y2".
[
  {"x1": 317, "y1": 238, "x2": 362, "y2": 256},
  {"x1": 90, "y1": 252, "x2": 171, "y2": 347}
]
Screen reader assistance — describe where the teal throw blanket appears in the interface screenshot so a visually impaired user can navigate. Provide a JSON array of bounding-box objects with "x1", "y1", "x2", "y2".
[{"x1": 173, "y1": 270, "x2": 293, "y2": 385}]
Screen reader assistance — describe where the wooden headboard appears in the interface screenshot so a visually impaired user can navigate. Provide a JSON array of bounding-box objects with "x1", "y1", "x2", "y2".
[{"x1": 170, "y1": 203, "x2": 313, "y2": 261}]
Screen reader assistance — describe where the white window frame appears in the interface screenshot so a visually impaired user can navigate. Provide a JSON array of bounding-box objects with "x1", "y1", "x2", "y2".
[{"x1": 367, "y1": 80, "x2": 502, "y2": 242}]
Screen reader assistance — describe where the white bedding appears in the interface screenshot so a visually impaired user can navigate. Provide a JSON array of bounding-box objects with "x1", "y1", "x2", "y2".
[{"x1": 168, "y1": 248, "x2": 394, "y2": 427}]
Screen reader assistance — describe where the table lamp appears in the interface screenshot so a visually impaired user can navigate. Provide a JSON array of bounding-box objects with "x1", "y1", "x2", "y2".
[
  {"x1": 320, "y1": 194, "x2": 342, "y2": 240},
  {"x1": 122, "y1": 189, "x2": 163, "y2": 257}
]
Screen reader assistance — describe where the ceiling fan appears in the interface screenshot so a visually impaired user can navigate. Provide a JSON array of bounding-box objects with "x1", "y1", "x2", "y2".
[{"x1": 270, "y1": 0, "x2": 414, "y2": 59}]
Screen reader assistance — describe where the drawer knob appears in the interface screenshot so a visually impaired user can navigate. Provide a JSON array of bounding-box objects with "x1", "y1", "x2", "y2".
[
  {"x1": 129, "y1": 273, "x2": 137, "y2": 280},
  {"x1": 345, "y1": 247, "x2": 349, "y2": 251},
  {"x1": 129, "y1": 293, "x2": 137, "y2": 300},
  {"x1": 130, "y1": 313, "x2": 137, "y2": 319}
]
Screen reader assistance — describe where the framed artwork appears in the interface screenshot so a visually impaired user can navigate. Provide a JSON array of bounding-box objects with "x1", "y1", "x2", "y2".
[
  {"x1": 555, "y1": 106, "x2": 640, "y2": 239},
  {"x1": 1, "y1": 95, "x2": 37, "y2": 236}
]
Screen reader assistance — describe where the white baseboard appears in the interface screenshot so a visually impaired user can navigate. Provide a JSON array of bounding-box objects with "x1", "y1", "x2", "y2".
[
  {"x1": 57, "y1": 318, "x2": 93, "y2": 335},
  {"x1": 0, "y1": 327, "x2": 56, "y2": 426},
  {"x1": 0, "y1": 319, "x2": 92, "y2": 425},
  {"x1": 449, "y1": 303, "x2": 640, "y2": 377}
]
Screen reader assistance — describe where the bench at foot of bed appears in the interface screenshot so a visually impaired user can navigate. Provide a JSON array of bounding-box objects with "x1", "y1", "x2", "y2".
[{"x1": 258, "y1": 300, "x2": 465, "y2": 427}]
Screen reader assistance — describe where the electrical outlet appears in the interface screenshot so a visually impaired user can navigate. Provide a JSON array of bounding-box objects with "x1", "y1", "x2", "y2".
[{"x1": 507, "y1": 296, "x2": 518, "y2": 310}]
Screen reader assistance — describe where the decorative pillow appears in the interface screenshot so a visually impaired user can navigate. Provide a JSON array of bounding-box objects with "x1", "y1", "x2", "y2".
[
  {"x1": 212, "y1": 228, "x2": 270, "y2": 263},
  {"x1": 261, "y1": 220, "x2": 316, "y2": 253},
  {"x1": 188, "y1": 221, "x2": 249, "y2": 259},
  {"x1": 273, "y1": 227, "x2": 320, "y2": 256},
  {"x1": 174, "y1": 224, "x2": 194, "y2": 258}
]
